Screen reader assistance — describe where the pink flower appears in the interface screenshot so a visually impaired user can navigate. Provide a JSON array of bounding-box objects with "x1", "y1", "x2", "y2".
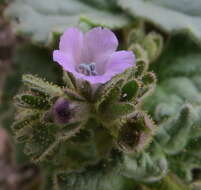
[{"x1": 53, "y1": 27, "x2": 135, "y2": 85}]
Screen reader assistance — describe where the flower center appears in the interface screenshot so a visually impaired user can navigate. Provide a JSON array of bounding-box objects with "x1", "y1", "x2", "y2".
[{"x1": 77, "y1": 62, "x2": 98, "y2": 76}]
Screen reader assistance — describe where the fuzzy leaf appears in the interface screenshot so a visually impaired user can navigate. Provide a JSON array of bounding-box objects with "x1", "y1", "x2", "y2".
[
  {"x1": 143, "y1": 35, "x2": 201, "y2": 182},
  {"x1": 54, "y1": 171, "x2": 134, "y2": 190},
  {"x1": 118, "y1": 0, "x2": 201, "y2": 44},
  {"x1": 4, "y1": 0, "x2": 130, "y2": 46},
  {"x1": 155, "y1": 104, "x2": 196, "y2": 155},
  {"x1": 54, "y1": 153, "x2": 135, "y2": 190},
  {"x1": 122, "y1": 143, "x2": 168, "y2": 183}
]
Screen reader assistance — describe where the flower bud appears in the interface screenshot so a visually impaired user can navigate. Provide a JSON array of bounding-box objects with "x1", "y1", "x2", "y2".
[
  {"x1": 117, "y1": 112, "x2": 155, "y2": 153},
  {"x1": 52, "y1": 98, "x2": 74, "y2": 124}
]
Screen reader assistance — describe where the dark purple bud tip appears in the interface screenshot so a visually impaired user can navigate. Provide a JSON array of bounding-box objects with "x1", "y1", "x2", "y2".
[{"x1": 53, "y1": 98, "x2": 72, "y2": 124}]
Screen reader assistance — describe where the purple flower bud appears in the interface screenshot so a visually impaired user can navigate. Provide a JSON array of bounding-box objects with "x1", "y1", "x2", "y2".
[
  {"x1": 53, "y1": 27, "x2": 135, "y2": 85},
  {"x1": 52, "y1": 98, "x2": 73, "y2": 124}
]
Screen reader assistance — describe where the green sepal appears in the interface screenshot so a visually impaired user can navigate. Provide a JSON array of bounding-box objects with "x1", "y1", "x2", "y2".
[
  {"x1": 94, "y1": 70, "x2": 128, "y2": 103},
  {"x1": 142, "y1": 72, "x2": 157, "y2": 86},
  {"x1": 63, "y1": 89, "x2": 85, "y2": 102},
  {"x1": 15, "y1": 125, "x2": 33, "y2": 143},
  {"x1": 135, "y1": 59, "x2": 149, "y2": 78},
  {"x1": 98, "y1": 87, "x2": 135, "y2": 120},
  {"x1": 117, "y1": 111, "x2": 155, "y2": 153},
  {"x1": 12, "y1": 112, "x2": 40, "y2": 131},
  {"x1": 77, "y1": 80, "x2": 93, "y2": 101},
  {"x1": 15, "y1": 94, "x2": 50, "y2": 110},
  {"x1": 22, "y1": 74, "x2": 63, "y2": 97},
  {"x1": 29, "y1": 88, "x2": 50, "y2": 99},
  {"x1": 103, "y1": 103, "x2": 134, "y2": 121},
  {"x1": 121, "y1": 80, "x2": 139, "y2": 101},
  {"x1": 99, "y1": 87, "x2": 121, "y2": 107},
  {"x1": 62, "y1": 71, "x2": 77, "y2": 90}
]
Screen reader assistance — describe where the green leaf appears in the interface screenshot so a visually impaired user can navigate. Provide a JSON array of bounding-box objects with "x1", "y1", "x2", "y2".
[
  {"x1": 145, "y1": 35, "x2": 201, "y2": 117},
  {"x1": 146, "y1": 173, "x2": 191, "y2": 190},
  {"x1": 79, "y1": 0, "x2": 120, "y2": 12},
  {"x1": 55, "y1": 171, "x2": 134, "y2": 190},
  {"x1": 155, "y1": 104, "x2": 195, "y2": 155},
  {"x1": 118, "y1": 0, "x2": 201, "y2": 44},
  {"x1": 54, "y1": 153, "x2": 135, "y2": 190},
  {"x1": 122, "y1": 143, "x2": 168, "y2": 183},
  {"x1": 143, "y1": 35, "x2": 201, "y2": 182},
  {"x1": 4, "y1": 0, "x2": 130, "y2": 46}
]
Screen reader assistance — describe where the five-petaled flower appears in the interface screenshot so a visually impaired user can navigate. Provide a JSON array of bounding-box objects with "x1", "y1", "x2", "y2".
[{"x1": 53, "y1": 27, "x2": 135, "y2": 85}]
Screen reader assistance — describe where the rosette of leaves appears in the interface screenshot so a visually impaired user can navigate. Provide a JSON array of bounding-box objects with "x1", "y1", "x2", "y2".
[
  {"x1": 143, "y1": 34, "x2": 201, "y2": 185},
  {"x1": 4, "y1": 0, "x2": 130, "y2": 46},
  {"x1": 12, "y1": 57, "x2": 156, "y2": 189},
  {"x1": 118, "y1": 0, "x2": 201, "y2": 45}
]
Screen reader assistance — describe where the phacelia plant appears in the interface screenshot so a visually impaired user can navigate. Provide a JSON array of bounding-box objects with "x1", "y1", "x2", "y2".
[{"x1": 12, "y1": 27, "x2": 157, "y2": 189}]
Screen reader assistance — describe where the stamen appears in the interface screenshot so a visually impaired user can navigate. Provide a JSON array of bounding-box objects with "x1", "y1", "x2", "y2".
[{"x1": 77, "y1": 62, "x2": 98, "y2": 76}]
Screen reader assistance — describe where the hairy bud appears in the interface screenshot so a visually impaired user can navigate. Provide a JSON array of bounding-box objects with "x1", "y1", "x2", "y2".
[
  {"x1": 117, "y1": 112, "x2": 155, "y2": 153},
  {"x1": 52, "y1": 98, "x2": 74, "y2": 124}
]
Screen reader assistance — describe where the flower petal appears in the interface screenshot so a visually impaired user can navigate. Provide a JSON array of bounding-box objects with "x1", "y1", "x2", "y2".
[
  {"x1": 72, "y1": 51, "x2": 135, "y2": 85},
  {"x1": 105, "y1": 50, "x2": 135, "y2": 76},
  {"x1": 59, "y1": 27, "x2": 83, "y2": 64},
  {"x1": 80, "y1": 75, "x2": 112, "y2": 85},
  {"x1": 53, "y1": 27, "x2": 135, "y2": 86},
  {"x1": 82, "y1": 27, "x2": 118, "y2": 73},
  {"x1": 53, "y1": 50, "x2": 76, "y2": 73}
]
